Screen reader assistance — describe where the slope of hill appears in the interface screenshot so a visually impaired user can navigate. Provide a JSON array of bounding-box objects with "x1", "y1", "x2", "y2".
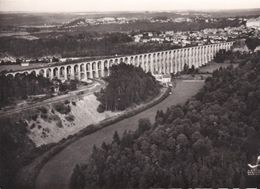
[
  {"x1": 62, "y1": 18, "x2": 88, "y2": 28},
  {"x1": 0, "y1": 93, "x2": 120, "y2": 188},
  {"x1": 27, "y1": 94, "x2": 120, "y2": 147},
  {"x1": 71, "y1": 53, "x2": 260, "y2": 188}
]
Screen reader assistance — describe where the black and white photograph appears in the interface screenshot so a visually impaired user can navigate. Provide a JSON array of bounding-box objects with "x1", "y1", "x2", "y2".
[{"x1": 0, "y1": 0, "x2": 260, "y2": 189}]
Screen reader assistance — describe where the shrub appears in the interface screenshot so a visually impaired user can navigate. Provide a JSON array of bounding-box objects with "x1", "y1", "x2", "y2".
[
  {"x1": 32, "y1": 114, "x2": 38, "y2": 121},
  {"x1": 48, "y1": 114, "x2": 60, "y2": 122},
  {"x1": 56, "y1": 120, "x2": 63, "y2": 128},
  {"x1": 64, "y1": 100, "x2": 70, "y2": 104},
  {"x1": 30, "y1": 123, "x2": 36, "y2": 130},
  {"x1": 65, "y1": 114, "x2": 75, "y2": 122},
  {"x1": 40, "y1": 113, "x2": 48, "y2": 120},
  {"x1": 97, "y1": 104, "x2": 105, "y2": 113},
  {"x1": 137, "y1": 118, "x2": 151, "y2": 134},
  {"x1": 37, "y1": 106, "x2": 48, "y2": 114},
  {"x1": 53, "y1": 102, "x2": 71, "y2": 114}
]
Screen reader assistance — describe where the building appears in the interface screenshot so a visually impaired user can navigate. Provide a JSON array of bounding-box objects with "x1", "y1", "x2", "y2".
[{"x1": 247, "y1": 17, "x2": 260, "y2": 30}]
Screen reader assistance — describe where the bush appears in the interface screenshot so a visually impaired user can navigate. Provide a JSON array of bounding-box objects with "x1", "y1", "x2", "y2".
[
  {"x1": 32, "y1": 114, "x2": 38, "y2": 121},
  {"x1": 53, "y1": 102, "x2": 71, "y2": 114},
  {"x1": 137, "y1": 118, "x2": 151, "y2": 134},
  {"x1": 56, "y1": 120, "x2": 63, "y2": 128},
  {"x1": 65, "y1": 114, "x2": 75, "y2": 122},
  {"x1": 97, "y1": 104, "x2": 105, "y2": 113},
  {"x1": 64, "y1": 100, "x2": 70, "y2": 104},
  {"x1": 37, "y1": 106, "x2": 48, "y2": 114},
  {"x1": 30, "y1": 123, "x2": 36, "y2": 130},
  {"x1": 40, "y1": 113, "x2": 48, "y2": 120}
]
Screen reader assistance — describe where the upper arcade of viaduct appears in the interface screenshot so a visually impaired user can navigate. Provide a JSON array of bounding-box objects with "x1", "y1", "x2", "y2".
[{"x1": 7, "y1": 42, "x2": 234, "y2": 81}]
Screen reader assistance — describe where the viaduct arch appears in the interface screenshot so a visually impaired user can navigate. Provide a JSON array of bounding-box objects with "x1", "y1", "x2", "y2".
[{"x1": 7, "y1": 42, "x2": 234, "y2": 80}]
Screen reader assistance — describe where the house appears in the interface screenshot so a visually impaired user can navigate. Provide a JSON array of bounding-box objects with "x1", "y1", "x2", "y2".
[
  {"x1": 246, "y1": 17, "x2": 260, "y2": 30},
  {"x1": 154, "y1": 74, "x2": 171, "y2": 84},
  {"x1": 21, "y1": 62, "x2": 29, "y2": 67}
]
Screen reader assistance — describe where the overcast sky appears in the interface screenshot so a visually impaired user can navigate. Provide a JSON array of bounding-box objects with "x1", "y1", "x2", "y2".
[{"x1": 1, "y1": 0, "x2": 260, "y2": 12}]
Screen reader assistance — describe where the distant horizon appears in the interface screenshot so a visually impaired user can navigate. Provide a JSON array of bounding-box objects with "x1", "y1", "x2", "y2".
[
  {"x1": 1, "y1": 7, "x2": 260, "y2": 14},
  {"x1": 1, "y1": 0, "x2": 260, "y2": 13}
]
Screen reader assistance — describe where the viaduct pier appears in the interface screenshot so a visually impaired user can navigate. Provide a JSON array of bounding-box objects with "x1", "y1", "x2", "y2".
[{"x1": 7, "y1": 42, "x2": 234, "y2": 80}]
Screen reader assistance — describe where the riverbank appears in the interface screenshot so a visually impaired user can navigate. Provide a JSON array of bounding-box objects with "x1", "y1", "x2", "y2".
[
  {"x1": 17, "y1": 62, "x2": 232, "y2": 189},
  {"x1": 16, "y1": 86, "x2": 171, "y2": 189},
  {"x1": 35, "y1": 80, "x2": 205, "y2": 189}
]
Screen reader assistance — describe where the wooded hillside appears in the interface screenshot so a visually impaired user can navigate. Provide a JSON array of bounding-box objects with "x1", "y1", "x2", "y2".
[
  {"x1": 96, "y1": 63, "x2": 161, "y2": 112},
  {"x1": 71, "y1": 53, "x2": 260, "y2": 188}
]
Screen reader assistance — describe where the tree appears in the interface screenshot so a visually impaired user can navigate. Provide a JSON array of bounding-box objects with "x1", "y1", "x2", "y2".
[
  {"x1": 245, "y1": 38, "x2": 260, "y2": 51},
  {"x1": 176, "y1": 133, "x2": 189, "y2": 147},
  {"x1": 214, "y1": 49, "x2": 230, "y2": 63},
  {"x1": 75, "y1": 53, "x2": 260, "y2": 188},
  {"x1": 137, "y1": 118, "x2": 152, "y2": 135},
  {"x1": 112, "y1": 131, "x2": 120, "y2": 144},
  {"x1": 95, "y1": 63, "x2": 160, "y2": 112},
  {"x1": 192, "y1": 138, "x2": 212, "y2": 157},
  {"x1": 70, "y1": 164, "x2": 85, "y2": 189},
  {"x1": 0, "y1": 73, "x2": 54, "y2": 108}
]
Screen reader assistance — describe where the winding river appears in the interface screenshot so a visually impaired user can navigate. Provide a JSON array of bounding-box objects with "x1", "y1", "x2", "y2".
[{"x1": 35, "y1": 79, "x2": 205, "y2": 189}]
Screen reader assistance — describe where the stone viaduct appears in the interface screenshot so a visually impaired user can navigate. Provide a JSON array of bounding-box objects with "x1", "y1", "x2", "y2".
[{"x1": 7, "y1": 42, "x2": 234, "y2": 80}]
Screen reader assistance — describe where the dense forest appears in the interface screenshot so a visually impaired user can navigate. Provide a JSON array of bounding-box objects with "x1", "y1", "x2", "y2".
[
  {"x1": 214, "y1": 49, "x2": 234, "y2": 63},
  {"x1": 213, "y1": 47, "x2": 258, "y2": 64},
  {"x1": 0, "y1": 76, "x2": 78, "y2": 188},
  {"x1": 214, "y1": 38, "x2": 260, "y2": 63},
  {"x1": 0, "y1": 73, "x2": 52, "y2": 107},
  {"x1": 245, "y1": 37, "x2": 260, "y2": 51},
  {"x1": 0, "y1": 32, "x2": 131, "y2": 58},
  {"x1": 0, "y1": 32, "x2": 180, "y2": 58},
  {"x1": 71, "y1": 53, "x2": 260, "y2": 188},
  {"x1": 0, "y1": 32, "x2": 176, "y2": 58},
  {"x1": 96, "y1": 63, "x2": 161, "y2": 112},
  {"x1": 0, "y1": 73, "x2": 79, "y2": 108},
  {"x1": 0, "y1": 118, "x2": 35, "y2": 189}
]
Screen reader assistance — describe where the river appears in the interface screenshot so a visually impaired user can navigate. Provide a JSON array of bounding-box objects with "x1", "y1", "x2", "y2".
[{"x1": 35, "y1": 80, "x2": 205, "y2": 189}]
